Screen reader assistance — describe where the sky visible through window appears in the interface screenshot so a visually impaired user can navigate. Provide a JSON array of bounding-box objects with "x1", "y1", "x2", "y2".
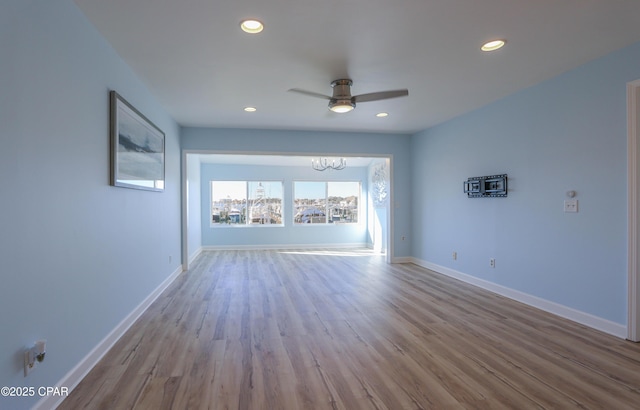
[
  {"x1": 249, "y1": 181, "x2": 282, "y2": 199},
  {"x1": 212, "y1": 181, "x2": 356, "y2": 201},
  {"x1": 295, "y1": 181, "x2": 358, "y2": 199},
  {"x1": 211, "y1": 181, "x2": 245, "y2": 201}
]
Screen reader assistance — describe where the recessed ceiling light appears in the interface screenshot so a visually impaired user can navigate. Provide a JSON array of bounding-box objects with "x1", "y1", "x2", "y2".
[
  {"x1": 481, "y1": 39, "x2": 506, "y2": 52},
  {"x1": 244, "y1": 106, "x2": 257, "y2": 112},
  {"x1": 376, "y1": 112, "x2": 389, "y2": 118},
  {"x1": 240, "y1": 19, "x2": 264, "y2": 34}
]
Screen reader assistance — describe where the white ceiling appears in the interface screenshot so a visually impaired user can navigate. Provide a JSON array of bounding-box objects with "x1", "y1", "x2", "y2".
[{"x1": 74, "y1": 0, "x2": 640, "y2": 135}]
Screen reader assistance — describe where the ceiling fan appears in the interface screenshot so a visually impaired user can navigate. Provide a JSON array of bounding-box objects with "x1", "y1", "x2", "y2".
[{"x1": 288, "y1": 79, "x2": 408, "y2": 113}]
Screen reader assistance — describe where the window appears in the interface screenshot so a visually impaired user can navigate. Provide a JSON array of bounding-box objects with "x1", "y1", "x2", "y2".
[
  {"x1": 211, "y1": 181, "x2": 283, "y2": 226},
  {"x1": 294, "y1": 181, "x2": 326, "y2": 224},
  {"x1": 294, "y1": 181, "x2": 359, "y2": 224},
  {"x1": 328, "y1": 181, "x2": 359, "y2": 223}
]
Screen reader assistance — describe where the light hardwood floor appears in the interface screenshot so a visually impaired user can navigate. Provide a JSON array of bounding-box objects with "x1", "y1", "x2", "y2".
[{"x1": 60, "y1": 249, "x2": 640, "y2": 409}]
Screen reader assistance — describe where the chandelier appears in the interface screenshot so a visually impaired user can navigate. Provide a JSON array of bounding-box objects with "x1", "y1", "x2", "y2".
[{"x1": 311, "y1": 157, "x2": 346, "y2": 171}]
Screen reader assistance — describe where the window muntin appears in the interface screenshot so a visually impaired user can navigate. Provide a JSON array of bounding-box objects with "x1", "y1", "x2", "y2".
[
  {"x1": 211, "y1": 181, "x2": 283, "y2": 226},
  {"x1": 294, "y1": 181, "x2": 359, "y2": 224}
]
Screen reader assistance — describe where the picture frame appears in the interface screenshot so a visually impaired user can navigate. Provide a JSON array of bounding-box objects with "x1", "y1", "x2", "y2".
[{"x1": 110, "y1": 90, "x2": 165, "y2": 191}]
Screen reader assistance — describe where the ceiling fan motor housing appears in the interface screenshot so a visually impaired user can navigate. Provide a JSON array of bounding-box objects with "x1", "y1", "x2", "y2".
[
  {"x1": 331, "y1": 79, "x2": 354, "y2": 100},
  {"x1": 329, "y1": 79, "x2": 356, "y2": 112}
]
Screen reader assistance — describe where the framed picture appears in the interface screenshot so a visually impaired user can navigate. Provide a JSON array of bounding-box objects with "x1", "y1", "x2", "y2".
[{"x1": 110, "y1": 90, "x2": 165, "y2": 191}]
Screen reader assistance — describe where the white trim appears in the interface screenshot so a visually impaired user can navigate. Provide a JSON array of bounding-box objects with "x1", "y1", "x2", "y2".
[
  {"x1": 33, "y1": 265, "x2": 184, "y2": 410},
  {"x1": 391, "y1": 256, "x2": 413, "y2": 264},
  {"x1": 181, "y1": 150, "x2": 189, "y2": 271},
  {"x1": 628, "y1": 80, "x2": 640, "y2": 341},
  {"x1": 202, "y1": 243, "x2": 369, "y2": 251},
  {"x1": 387, "y1": 156, "x2": 393, "y2": 265},
  {"x1": 411, "y1": 258, "x2": 627, "y2": 339},
  {"x1": 189, "y1": 246, "x2": 203, "y2": 265}
]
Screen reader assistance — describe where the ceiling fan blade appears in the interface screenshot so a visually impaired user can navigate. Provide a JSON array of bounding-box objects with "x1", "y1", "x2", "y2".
[
  {"x1": 353, "y1": 89, "x2": 409, "y2": 103},
  {"x1": 288, "y1": 88, "x2": 332, "y2": 100}
]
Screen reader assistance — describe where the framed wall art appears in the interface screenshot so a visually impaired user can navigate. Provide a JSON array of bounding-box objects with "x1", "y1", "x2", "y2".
[{"x1": 110, "y1": 90, "x2": 165, "y2": 191}]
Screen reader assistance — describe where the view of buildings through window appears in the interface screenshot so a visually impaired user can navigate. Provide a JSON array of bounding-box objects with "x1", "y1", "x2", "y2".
[
  {"x1": 211, "y1": 181, "x2": 283, "y2": 225},
  {"x1": 210, "y1": 180, "x2": 360, "y2": 226},
  {"x1": 294, "y1": 181, "x2": 359, "y2": 224}
]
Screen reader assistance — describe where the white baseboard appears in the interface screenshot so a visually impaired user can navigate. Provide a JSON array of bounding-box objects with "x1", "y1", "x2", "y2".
[
  {"x1": 202, "y1": 242, "x2": 368, "y2": 251},
  {"x1": 188, "y1": 246, "x2": 203, "y2": 265},
  {"x1": 410, "y1": 258, "x2": 627, "y2": 339},
  {"x1": 33, "y1": 264, "x2": 183, "y2": 410}
]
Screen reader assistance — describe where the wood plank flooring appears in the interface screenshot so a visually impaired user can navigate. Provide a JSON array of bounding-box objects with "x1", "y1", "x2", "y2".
[{"x1": 59, "y1": 249, "x2": 640, "y2": 409}]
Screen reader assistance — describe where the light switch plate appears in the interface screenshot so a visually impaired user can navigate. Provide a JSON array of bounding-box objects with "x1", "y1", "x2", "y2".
[{"x1": 564, "y1": 199, "x2": 578, "y2": 213}]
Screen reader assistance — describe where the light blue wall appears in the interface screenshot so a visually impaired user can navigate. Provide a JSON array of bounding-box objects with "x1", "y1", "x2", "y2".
[
  {"x1": 0, "y1": 1, "x2": 181, "y2": 408},
  {"x1": 182, "y1": 128, "x2": 413, "y2": 256},
  {"x1": 411, "y1": 41, "x2": 640, "y2": 325},
  {"x1": 200, "y1": 163, "x2": 368, "y2": 247}
]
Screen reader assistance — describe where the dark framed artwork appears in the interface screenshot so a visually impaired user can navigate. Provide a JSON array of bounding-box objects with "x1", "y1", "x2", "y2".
[{"x1": 110, "y1": 91, "x2": 165, "y2": 191}]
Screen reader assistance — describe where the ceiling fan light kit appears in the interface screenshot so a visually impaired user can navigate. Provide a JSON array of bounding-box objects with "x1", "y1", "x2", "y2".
[{"x1": 329, "y1": 99, "x2": 355, "y2": 113}]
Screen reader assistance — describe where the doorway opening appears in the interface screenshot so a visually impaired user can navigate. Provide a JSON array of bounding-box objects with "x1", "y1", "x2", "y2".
[{"x1": 181, "y1": 152, "x2": 393, "y2": 270}]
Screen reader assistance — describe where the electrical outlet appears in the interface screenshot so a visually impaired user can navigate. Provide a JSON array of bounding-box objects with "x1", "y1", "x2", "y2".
[
  {"x1": 24, "y1": 339, "x2": 46, "y2": 377},
  {"x1": 24, "y1": 351, "x2": 35, "y2": 377},
  {"x1": 490, "y1": 258, "x2": 496, "y2": 268},
  {"x1": 564, "y1": 199, "x2": 578, "y2": 213},
  {"x1": 452, "y1": 251, "x2": 457, "y2": 260}
]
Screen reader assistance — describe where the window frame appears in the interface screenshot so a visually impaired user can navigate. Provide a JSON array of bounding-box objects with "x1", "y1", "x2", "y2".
[
  {"x1": 210, "y1": 180, "x2": 284, "y2": 227},
  {"x1": 293, "y1": 180, "x2": 361, "y2": 226}
]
